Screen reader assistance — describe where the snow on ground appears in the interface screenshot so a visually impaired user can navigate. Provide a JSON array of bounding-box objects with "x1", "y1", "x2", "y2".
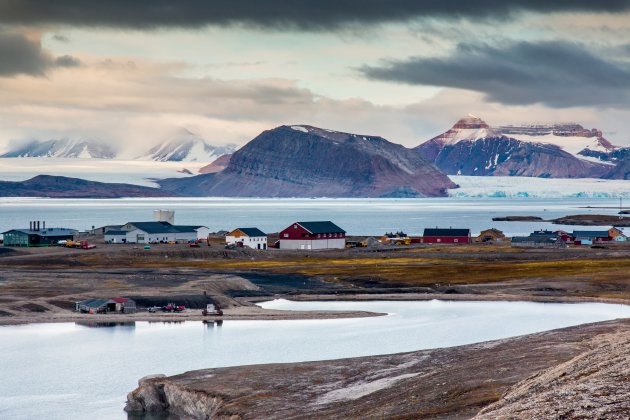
[
  {"x1": 450, "y1": 176, "x2": 630, "y2": 198},
  {"x1": 507, "y1": 133, "x2": 609, "y2": 158},
  {"x1": 290, "y1": 125, "x2": 309, "y2": 133},
  {"x1": 0, "y1": 158, "x2": 206, "y2": 187}
]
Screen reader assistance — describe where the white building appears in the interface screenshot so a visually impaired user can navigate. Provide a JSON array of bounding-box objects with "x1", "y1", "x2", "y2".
[
  {"x1": 225, "y1": 227, "x2": 267, "y2": 250},
  {"x1": 104, "y1": 222, "x2": 208, "y2": 244}
]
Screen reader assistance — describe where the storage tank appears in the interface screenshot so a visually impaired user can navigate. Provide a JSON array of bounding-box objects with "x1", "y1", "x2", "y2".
[{"x1": 153, "y1": 210, "x2": 175, "y2": 224}]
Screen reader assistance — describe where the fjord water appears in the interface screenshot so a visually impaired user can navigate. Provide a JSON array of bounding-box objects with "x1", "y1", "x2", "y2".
[
  {"x1": 0, "y1": 196, "x2": 625, "y2": 236},
  {"x1": 1, "y1": 300, "x2": 629, "y2": 420}
]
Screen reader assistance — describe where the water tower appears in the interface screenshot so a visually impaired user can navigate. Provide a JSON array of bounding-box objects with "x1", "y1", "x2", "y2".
[{"x1": 154, "y1": 209, "x2": 175, "y2": 224}]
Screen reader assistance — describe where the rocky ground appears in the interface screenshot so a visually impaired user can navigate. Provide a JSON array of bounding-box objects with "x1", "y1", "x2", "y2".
[
  {"x1": 125, "y1": 319, "x2": 630, "y2": 419},
  {"x1": 2, "y1": 242, "x2": 629, "y2": 419}
]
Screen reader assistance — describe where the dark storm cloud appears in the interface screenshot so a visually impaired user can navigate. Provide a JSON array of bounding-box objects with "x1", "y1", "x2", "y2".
[
  {"x1": 0, "y1": 31, "x2": 50, "y2": 76},
  {"x1": 54, "y1": 55, "x2": 82, "y2": 67},
  {"x1": 0, "y1": 30, "x2": 82, "y2": 76},
  {"x1": 0, "y1": 1, "x2": 629, "y2": 30},
  {"x1": 361, "y1": 41, "x2": 630, "y2": 107}
]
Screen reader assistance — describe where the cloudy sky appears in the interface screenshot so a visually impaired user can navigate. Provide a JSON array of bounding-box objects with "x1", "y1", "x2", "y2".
[{"x1": 1, "y1": 1, "x2": 630, "y2": 153}]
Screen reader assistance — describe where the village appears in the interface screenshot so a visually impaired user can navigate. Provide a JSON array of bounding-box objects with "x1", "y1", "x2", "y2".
[
  {"x1": 2, "y1": 209, "x2": 630, "y2": 319},
  {"x1": 2, "y1": 209, "x2": 629, "y2": 251}
]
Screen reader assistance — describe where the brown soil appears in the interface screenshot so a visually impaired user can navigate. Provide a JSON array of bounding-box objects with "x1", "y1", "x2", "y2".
[{"x1": 126, "y1": 319, "x2": 630, "y2": 419}]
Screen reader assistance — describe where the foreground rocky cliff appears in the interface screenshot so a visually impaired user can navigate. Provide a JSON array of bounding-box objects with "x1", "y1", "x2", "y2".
[
  {"x1": 125, "y1": 319, "x2": 629, "y2": 419},
  {"x1": 160, "y1": 125, "x2": 456, "y2": 197}
]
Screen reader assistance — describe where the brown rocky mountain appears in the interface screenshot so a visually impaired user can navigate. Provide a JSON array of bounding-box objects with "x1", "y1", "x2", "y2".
[
  {"x1": 415, "y1": 116, "x2": 610, "y2": 178},
  {"x1": 160, "y1": 125, "x2": 456, "y2": 197}
]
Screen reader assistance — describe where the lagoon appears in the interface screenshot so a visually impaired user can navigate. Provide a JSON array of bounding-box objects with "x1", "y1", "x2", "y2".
[{"x1": 0, "y1": 300, "x2": 629, "y2": 419}]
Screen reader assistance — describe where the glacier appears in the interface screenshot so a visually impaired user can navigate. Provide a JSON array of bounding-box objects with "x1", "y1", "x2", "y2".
[{"x1": 450, "y1": 176, "x2": 630, "y2": 198}]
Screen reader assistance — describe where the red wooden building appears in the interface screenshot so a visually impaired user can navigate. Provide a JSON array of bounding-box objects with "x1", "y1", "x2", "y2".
[
  {"x1": 278, "y1": 221, "x2": 346, "y2": 250},
  {"x1": 421, "y1": 228, "x2": 471, "y2": 244}
]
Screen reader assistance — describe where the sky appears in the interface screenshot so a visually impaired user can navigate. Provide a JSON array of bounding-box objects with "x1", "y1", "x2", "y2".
[{"x1": 1, "y1": 1, "x2": 630, "y2": 154}]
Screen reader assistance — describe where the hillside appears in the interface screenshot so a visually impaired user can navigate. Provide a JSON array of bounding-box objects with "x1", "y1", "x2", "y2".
[
  {"x1": 160, "y1": 125, "x2": 456, "y2": 197},
  {"x1": 0, "y1": 175, "x2": 175, "y2": 198}
]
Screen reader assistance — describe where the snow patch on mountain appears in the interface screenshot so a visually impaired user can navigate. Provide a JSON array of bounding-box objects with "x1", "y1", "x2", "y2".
[
  {"x1": 496, "y1": 124, "x2": 615, "y2": 162},
  {"x1": 290, "y1": 125, "x2": 309, "y2": 133}
]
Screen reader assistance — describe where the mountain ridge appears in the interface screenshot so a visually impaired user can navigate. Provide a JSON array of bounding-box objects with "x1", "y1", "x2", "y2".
[
  {"x1": 416, "y1": 116, "x2": 616, "y2": 178},
  {"x1": 160, "y1": 124, "x2": 456, "y2": 197}
]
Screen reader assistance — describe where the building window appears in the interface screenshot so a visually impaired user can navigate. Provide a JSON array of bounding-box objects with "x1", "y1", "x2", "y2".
[
  {"x1": 454, "y1": 239, "x2": 458, "y2": 243},
  {"x1": 294, "y1": 225, "x2": 297, "y2": 229},
  {"x1": 284, "y1": 234, "x2": 288, "y2": 238},
  {"x1": 437, "y1": 238, "x2": 441, "y2": 243}
]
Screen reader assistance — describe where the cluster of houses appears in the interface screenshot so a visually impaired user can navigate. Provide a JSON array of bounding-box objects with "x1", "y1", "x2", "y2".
[
  {"x1": 511, "y1": 227, "x2": 630, "y2": 248},
  {"x1": 3, "y1": 211, "x2": 629, "y2": 251}
]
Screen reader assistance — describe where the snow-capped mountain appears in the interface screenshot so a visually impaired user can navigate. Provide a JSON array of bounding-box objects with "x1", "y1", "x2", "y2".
[
  {"x1": 1, "y1": 139, "x2": 116, "y2": 159},
  {"x1": 140, "y1": 130, "x2": 237, "y2": 162},
  {"x1": 415, "y1": 116, "x2": 610, "y2": 178}
]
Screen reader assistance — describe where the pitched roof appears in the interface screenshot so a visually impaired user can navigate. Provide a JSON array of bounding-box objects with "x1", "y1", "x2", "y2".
[
  {"x1": 76, "y1": 298, "x2": 109, "y2": 308},
  {"x1": 110, "y1": 297, "x2": 129, "y2": 303},
  {"x1": 231, "y1": 227, "x2": 266, "y2": 237},
  {"x1": 529, "y1": 230, "x2": 558, "y2": 237},
  {"x1": 572, "y1": 231, "x2": 610, "y2": 238},
  {"x1": 1, "y1": 228, "x2": 76, "y2": 236},
  {"x1": 174, "y1": 225, "x2": 205, "y2": 231},
  {"x1": 423, "y1": 228, "x2": 470, "y2": 237},
  {"x1": 297, "y1": 221, "x2": 345, "y2": 234},
  {"x1": 512, "y1": 236, "x2": 560, "y2": 243},
  {"x1": 125, "y1": 222, "x2": 201, "y2": 234}
]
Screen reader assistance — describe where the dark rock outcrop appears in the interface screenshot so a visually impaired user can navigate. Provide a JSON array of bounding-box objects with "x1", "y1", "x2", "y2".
[
  {"x1": 0, "y1": 175, "x2": 175, "y2": 198},
  {"x1": 160, "y1": 125, "x2": 456, "y2": 197}
]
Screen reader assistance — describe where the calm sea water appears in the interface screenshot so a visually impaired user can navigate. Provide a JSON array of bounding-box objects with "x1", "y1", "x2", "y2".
[
  {"x1": 0, "y1": 197, "x2": 623, "y2": 236},
  {"x1": 0, "y1": 300, "x2": 628, "y2": 420}
]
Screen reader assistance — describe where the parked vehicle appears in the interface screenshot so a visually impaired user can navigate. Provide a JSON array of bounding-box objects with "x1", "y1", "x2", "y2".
[
  {"x1": 162, "y1": 303, "x2": 186, "y2": 312},
  {"x1": 144, "y1": 245, "x2": 151, "y2": 249},
  {"x1": 147, "y1": 306, "x2": 160, "y2": 313}
]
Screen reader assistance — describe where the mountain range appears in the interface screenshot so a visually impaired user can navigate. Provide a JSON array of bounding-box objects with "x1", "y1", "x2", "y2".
[
  {"x1": 0, "y1": 131, "x2": 237, "y2": 163},
  {"x1": 415, "y1": 115, "x2": 623, "y2": 179},
  {"x1": 1, "y1": 139, "x2": 116, "y2": 159},
  {"x1": 1, "y1": 117, "x2": 630, "y2": 198}
]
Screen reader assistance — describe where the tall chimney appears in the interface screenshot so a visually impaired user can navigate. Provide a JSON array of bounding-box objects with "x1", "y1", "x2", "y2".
[
  {"x1": 29, "y1": 221, "x2": 32, "y2": 230},
  {"x1": 37, "y1": 221, "x2": 40, "y2": 231},
  {"x1": 43, "y1": 221, "x2": 46, "y2": 230}
]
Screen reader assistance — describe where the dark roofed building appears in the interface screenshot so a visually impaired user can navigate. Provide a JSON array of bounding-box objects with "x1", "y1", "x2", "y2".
[
  {"x1": 105, "y1": 221, "x2": 209, "y2": 244},
  {"x1": 75, "y1": 297, "x2": 136, "y2": 314},
  {"x1": 572, "y1": 231, "x2": 611, "y2": 242},
  {"x1": 226, "y1": 227, "x2": 268, "y2": 249},
  {"x1": 511, "y1": 236, "x2": 567, "y2": 248},
  {"x1": 2, "y1": 227, "x2": 76, "y2": 247},
  {"x1": 279, "y1": 221, "x2": 346, "y2": 250},
  {"x1": 421, "y1": 228, "x2": 471, "y2": 244}
]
